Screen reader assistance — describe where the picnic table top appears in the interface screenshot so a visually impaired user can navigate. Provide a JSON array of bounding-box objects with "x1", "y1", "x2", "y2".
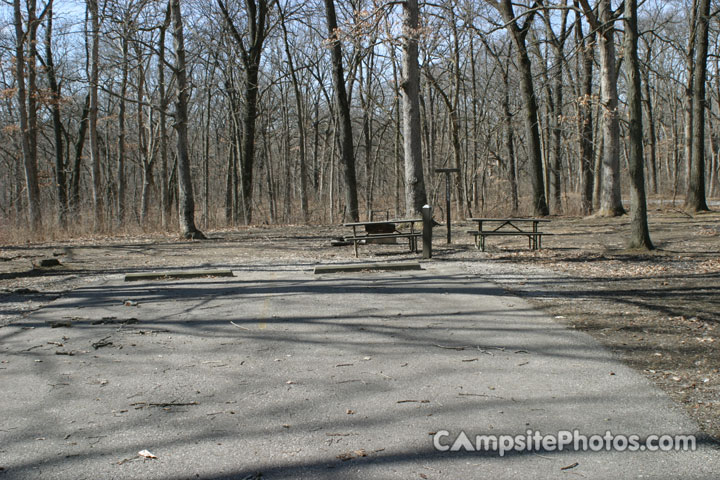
[
  {"x1": 467, "y1": 217, "x2": 551, "y2": 223},
  {"x1": 343, "y1": 218, "x2": 422, "y2": 227}
]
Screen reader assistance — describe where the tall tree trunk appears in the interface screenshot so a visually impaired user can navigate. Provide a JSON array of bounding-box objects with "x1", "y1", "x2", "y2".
[
  {"x1": 596, "y1": 0, "x2": 624, "y2": 216},
  {"x1": 448, "y1": 4, "x2": 468, "y2": 216},
  {"x1": 14, "y1": 0, "x2": 42, "y2": 231},
  {"x1": 579, "y1": 0, "x2": 624, "y2": 216},
  {"x1": 323, "y1": 0, "x2": 359, "y2": 221},
  {"x1": 643, "y1": 45, "x2": 658, "y2": 196},
  {"x1": 88, "y1": 0, "x2": 103, "y2": 229},
  {"x1": 240, "y1": 63, "x2": 259, "y2": 224},
  {"x1": 543, "y1": 1, "x2": 569, "y2": 213},
  {"x1": 136, "y1": 49, "x2": 153, "y2": 227},
  {"x1": 70, "y1": 94, "x2": 90, "y2": 212},
  {"x1": 45, "y1": 2, "x2": 67, "y2": 229},
  {"x1": 279, "y1": 5, "x2": 309, "y2": 223},
  {"x1": 117, "y1": 33, "x2": 128, "y2": 226},
  {"x1": 501, "y1": 61, "x2": 519, "y2": 214},
  {"x1": 684, "y1": 1, "x2": 698, "y2": 199},
  {"x1": 391, "y1": 48, "x2": 402, "y2": 216},
  {"x1": 217, "y1": 0, "x2": 271, "y2": 225},
  {"x1": 225, "y1": 103, "x2": 236, "y2": 224},
  {"x1": 469, "y1": 33, "x2": 480, "y2": 211},
  {"x1": 170, "y1": 0, "x2": 204, "y2": 239},
  {"x1": 203, "y1": 61, "x2": 213, "y2": 229},
  {"x1": 494, "y1": 0, "x2": 548, "y2": 216},
  {"x1": 401, "y1": 0, "x2": 428, "y2": 215},
  {"x1": 623, "y1": 0, "x2": 653, "y2": 249},
  {"x1": 158, "y1": 5, "x2": 171, "y2": 228},
  {"x1": 576, "y1": 12, "x2": 595, "y2": 215},
  {"x1": 686, "y1": 0, "x2": 711, "y2": 211}
]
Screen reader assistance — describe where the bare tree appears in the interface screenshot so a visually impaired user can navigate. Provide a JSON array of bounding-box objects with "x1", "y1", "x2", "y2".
[
  {"x1": 13, "y1": 0, "x2": 43, "y2": 231},
  {"x1": 623, "y1": 0, "x2": 653, "y2": 249},
  {"x1": 170, "y1": 0, "x2": 204, "y2": 239},
  {"x1": 43, "y1": 0, "x2": 67, "y2": 229},
  {"x1": 574, "y1": 3, "x2": 595, "y2": 215},
  {"x1": 685, "y1": 0, "x2": 711, "y2": 211},
  {"x1": 401, "y1": 0, "x2": 427, "y2": 215},
  {"x1": 323, "y1": 0, "x2": 359, "y2": 221},
  {"x1": 579, "y1": 0, "x2": 625, "y2": 216},
  {"x1": 116, "y1": 11, "x2": 129, "y2": 225},
  {"x1": 87, "y1": 0, "x2": 103, "y2": 229},
  {"x1": 217, "y1": 0, "x2": 274, "y2": 225},
  {"x1": 541, "y1": 0, "x2": 570, "y2": 213},
  {"x1": 279, "y1": 2, "x2": 309, "y2": 222},
  {"x1": 158, "y1": 4, "x2": 171, "y2": 228},
  {"x1": 487, "y1": 0, "x2": 548, "y2": 216}
]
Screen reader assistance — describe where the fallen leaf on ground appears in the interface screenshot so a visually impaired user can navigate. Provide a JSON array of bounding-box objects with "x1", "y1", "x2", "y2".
[{"x1": 138, "y1": 449, "x2": 157, "y2": 459}]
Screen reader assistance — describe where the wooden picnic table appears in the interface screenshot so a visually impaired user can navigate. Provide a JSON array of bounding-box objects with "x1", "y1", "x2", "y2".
[
  {"x1": 467, "y1": 217, "x2": 551, "y2": 251},
  {"x1": 343, "y1": 218, "x2": 423, "y2": 257}
]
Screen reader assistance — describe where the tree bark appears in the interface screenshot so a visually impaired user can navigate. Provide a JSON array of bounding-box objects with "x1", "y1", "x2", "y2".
[
  {"x1": 323, "y1": 0, "x2": 360, "y2": 221},
  {"x1": 44, "y1": 2, "x2": 67, "y2": 229},
  {"x1": 14, "y1": 0, "x2": 42, "y2": 231},
  {"x1": 279, "y1": 5, "x2": 309, "y2": 223},
  {"x1": 643, "y1": 44, "x2": 658, "y2": 196},
  {"x1": 501, "y1": 59, "x2": 519, "y2": 214},
  {"x1": 623, "y1": 0, "x2": 653, "y2": 249},
  {"x1": 117, "y1": 33, "x2": 128, "y2": 226},
  {"x1": 685, "y1": 0, "x2": 711, "y2": 211},
  {"x1": 683, "y1": 1, "x2": 698, "y2": 200},
  {"x1": 88, "y1": 0, "x2": 103, "y2": 229},
  {"x1": 575, "y1": 6, "x2": 594, "y2": 215},
  {"x1": 158, "y1": 5, "x2": 171, "y2": 228},
  {"x1": 579, "y1": 0, "x2": 624, "y2": 216},
  {"x1": 70, "y1": 94, "x2": 90, "y2": 212},
  {"x1": 597, "y1": 0, "x2": 624, "y2": 216},
  {"x1": 170, "y1": 0, "x2": 204, "y2": 239},
  {"x1": 401, "y1": 0, "x2": 427, "y2": 215},
  {"x1": 542, "y1": 1, "x2": 569, "y2": 213}
]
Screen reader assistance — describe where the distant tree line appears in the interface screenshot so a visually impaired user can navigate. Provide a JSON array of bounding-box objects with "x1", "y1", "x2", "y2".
[{"x1": 1, "y1": 0, "x2": 718, "y2": 248}]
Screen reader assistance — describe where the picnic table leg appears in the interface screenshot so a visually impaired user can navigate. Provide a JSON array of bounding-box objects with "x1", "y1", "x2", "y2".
[
  {"x1": 529, "y1": 222, "x2": 536, "y2": 249},
  {"x1": 352, "y1": 226, "x2": 359, "y2": 257},
  {"x1": 410, "y1": 223, "x2": 416, "y2": 252}
]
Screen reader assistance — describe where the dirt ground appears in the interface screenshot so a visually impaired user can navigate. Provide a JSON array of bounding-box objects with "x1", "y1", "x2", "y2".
[{"x1": 1, "y1": 209, "x2": 719, "y2": 442}]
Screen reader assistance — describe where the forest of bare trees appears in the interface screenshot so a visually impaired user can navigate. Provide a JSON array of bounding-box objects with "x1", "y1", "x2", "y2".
[{"x1": 1, "y1": 0, "x2": 718, "y2": 245}]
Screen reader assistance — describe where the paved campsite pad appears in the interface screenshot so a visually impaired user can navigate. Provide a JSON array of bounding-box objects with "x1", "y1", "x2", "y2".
[{"x1": 0, "y1": 263, "x2": 717, "y2": 479}]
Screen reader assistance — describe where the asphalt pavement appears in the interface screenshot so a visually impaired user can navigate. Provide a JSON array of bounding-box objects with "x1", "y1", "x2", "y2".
[{"x1": 0, "y1": 262, "x2": 717, "y2": 479}]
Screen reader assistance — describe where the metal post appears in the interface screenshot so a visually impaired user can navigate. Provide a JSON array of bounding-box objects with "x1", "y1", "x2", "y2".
[
  {"x1": 435, "y1": 168, "x2": 459, "y2": 243},
  {"x1": 422, "y1": 205, "x2": 432, "y2": 259}
]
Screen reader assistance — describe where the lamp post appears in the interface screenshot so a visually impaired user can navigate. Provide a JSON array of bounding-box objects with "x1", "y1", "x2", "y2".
[{"x1": 435, "y1": 168, "x2": 459, "y2": 243}]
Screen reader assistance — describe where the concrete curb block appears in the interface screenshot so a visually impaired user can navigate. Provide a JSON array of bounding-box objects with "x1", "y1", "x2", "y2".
[
  {"x1": 124, "y1": 269, "x2": 235, "y2": 281},
  {"x1": 313, "y1": 262, "x2": 422, "y2": 274}
]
